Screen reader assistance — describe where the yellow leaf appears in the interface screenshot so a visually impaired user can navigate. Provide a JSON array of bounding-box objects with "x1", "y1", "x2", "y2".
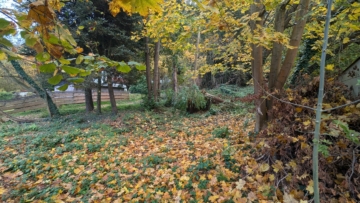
[
  {"x1": 295, "y1": 107, "x2": 302, "y2": 113},
  {"x1": 343, "y1": 37, "x2": 350, "y2": 44},
  {"x1": 303, "y1": 120, "x2": 311, "y2": 126},
  {"x1": 306, "y1": 180, "x2": 314, "y2": 194},
  {"x1": 235, "y1": 179, "x2": 246, "y2": 190},
  {"x1": 325, "y1": 64, "x2": 334, "y2": 71},
  {"x1": 109, "y1": 179, "x2": 117, "y2": 184},
  {"x1": 283, "y1": 192, "x2": 299, "y2": 203},
  {"x1": 73, "y1": 168, "x2": 82, "y2": 174},
  {"x1": 0, "y1": 187, "x2": 6, "y2": 195},
  {"x1": 259, "y1": 163, "x2": 270, "y2": 172},
  {"x1": 209, "y1": 195, "x2": 219, "y2": 202},
  {"x1": 0, "y1": 51, "x2": 6, "y2": 60},
  {"x1": 109, "y1": 0, "x2": 163, "y2": 17}
]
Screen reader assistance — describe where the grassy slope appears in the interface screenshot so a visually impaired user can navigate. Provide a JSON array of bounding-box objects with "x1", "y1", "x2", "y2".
[{"x1": 0, "y1": 86, "x2": 270, "y2": 202}]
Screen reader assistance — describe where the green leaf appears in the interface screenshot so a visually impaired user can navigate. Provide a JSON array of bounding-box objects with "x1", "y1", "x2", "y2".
[
  {"x1": 76, "y1": 55, "x2": 84, "y2": 65},
  {"x1": 39, "y1": 63, "x2": 56, "y2": 73},
  {"x1": 48, "y1": 35, "x2": 61, "y2": 45},
  {"x1": 59, "y1": 57, "x2": 71, "y2": 65},
  {"x1": 78, "y1": 26, "x2": 84, "y2": 30},
  {"x1": 357, "y1": 80, "x2": 360, "y2": 85},
  {"x1": 36, "y1": 52, "x2": 51, "y2": 62},
  {"x1": 48, "y1": 75, "x2": 63, "y2": 85},
  {"x1": 25, "y1": 38, "x2": 37, "y2": 47},
  {"x1": 116, "y1": 61, "x2": 131, "y2": 73},
  {"x1": 135, "y1": 64, "x2": 146, "y2": 71},
  {"x1": 0, "y1": 18, "x2": 10, "y2": 30},
  {"x1": 79, "y1": 70, "x2": 91, "y2": 77},
  {"x1": 57, "y1": 83, "x2": 69, "y2": 91},
  {"x1": 0, "y1": 38, "x2": 13, "y2": 47},
  {"x1": 67, "y1": 78, "x2": 85, "y2": 83},
  {"x1": 61, "y1": 65, "x2": 81, "y2": 75}
]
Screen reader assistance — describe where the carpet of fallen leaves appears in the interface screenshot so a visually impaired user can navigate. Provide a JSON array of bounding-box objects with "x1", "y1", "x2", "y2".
[{"x1": 0, "y1": 109, "x2": 312, "y2": 203}]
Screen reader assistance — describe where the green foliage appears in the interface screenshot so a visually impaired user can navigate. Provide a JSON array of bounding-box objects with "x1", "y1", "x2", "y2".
[
  {"x1": 173, "y1": 85, "x2": 207, "y2": 112},
  {"x1": 0, "y1": 89, "x2": 14, "y2": 100},
  {"x1": 129, "y1": 75, "x2": 148, "y2": 94},
  {"x1": 212, "y1": 127, "x2": 230, "y2": 138}
]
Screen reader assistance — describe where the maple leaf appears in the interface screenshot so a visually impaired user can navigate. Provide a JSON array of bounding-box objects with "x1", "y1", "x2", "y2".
[
  {"x1": 283, "y1": 192, "x2": 299, "y2": 203},
  {"x1": 27, "y1": 1, "x2": 56, "y2": 26},
  {"x1": 109, "y1": 0, "x2": 163, "y2": 17},
  {"x1": 209, "y1": 195, "x2": 220, "y2": 202},
  {"x1": 235, "y1": 179, "x2": 246, "y2": 190}
]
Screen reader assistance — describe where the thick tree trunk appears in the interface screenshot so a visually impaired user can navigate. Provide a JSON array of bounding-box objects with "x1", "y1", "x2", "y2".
[
  {"x1": 267, "y1": 0, "x2": 290, "y2": 119},
  {"x1": 275, "y1": 0, "x2": 311, "y2": 90},
  {"x1": 268, "y1": 0, "x2": 289, "y2": 91},
  {"x1": 250, "y1": 1, "x2": 267, "y2": 132},
  {"x1": 145, "y1": 37, "x2": 152, "y2": 99},
  {"x1": 85, "y1": 87, "x2": 94, "y2": 113},
  {"x1": 10, "y1": 60, "x2": 60, "y2": 117},
  {"x1": 153, "y1": 40, "x2": 160, "y2": 101},
  {"x1": 194, "y1": 29, "x2": 201, "y2": 86},
  {"x1": 107, "y1": 74, "x2": 118, "y2": 114},
  {"x1": 97, "y1": 75, "x2": 102, "y2": 114}
]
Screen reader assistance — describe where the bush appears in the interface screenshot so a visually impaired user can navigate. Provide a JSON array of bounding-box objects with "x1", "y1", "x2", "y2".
[
  {"x1": 0, "y1": 89, "x2": 14, "y2": 100},
  {"x1": 173, "y1": 85, "x2": 209, "y2": 113},
  {"x1": 129, "y1": 76, "x2": 148, "y2": 94}
]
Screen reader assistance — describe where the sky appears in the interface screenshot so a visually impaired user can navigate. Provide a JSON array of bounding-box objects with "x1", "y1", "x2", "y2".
[{"x1": 0, "y1": 0, "x2": 24, "y2": 46}]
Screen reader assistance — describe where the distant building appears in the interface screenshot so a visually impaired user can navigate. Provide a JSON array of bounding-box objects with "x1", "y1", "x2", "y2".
[{"x1": 339, "y1": 57, "x2": 360, "y2": 97}]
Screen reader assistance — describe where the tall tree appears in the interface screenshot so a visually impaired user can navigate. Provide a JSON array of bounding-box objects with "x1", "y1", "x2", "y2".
[
  {"x1": 153, "y1": 41, "x2": 161, "y2": 101},
  {"x1": 10, "y1": 60, "x2": 60, "y2": 117}
]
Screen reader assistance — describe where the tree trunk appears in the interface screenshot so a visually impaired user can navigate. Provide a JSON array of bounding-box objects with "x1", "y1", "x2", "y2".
[
  {"x1": 10, "y1": 60, "x2": 60, "y2": 117},
  {"x1": 268, "y1": 0, "x2": 289, "y2": 91},
  {"x1": 194, "y1": 29, "x2": 201, "y2": 86},
  {"x1": 145, "y1": 37, "x2": 152, "y2": 99},
  {"x1": 107, "y1": 74, "x2": 118, "y2": 114},
  {"x1": 267, "y1": 0, "x2": 290, "y2": 119},
  {"x1": 275, "y1": 0, "x2": 311, "y2": 90},
  {"x1": 250, "y1": 1, "x2": 267, "y2": 132},
  {"x1": 85, "y1": 87, "x2": 94, "y2": 113},
  {"x1": 97, "y1": 75, "x2": 102, "y2": 114},
  {"x1": 172, "y1": 57, "x2": 178, "y2": 95},
  {"x1": 153, "y1": 40, "x2": 160, "y2": 101},
  {"x1": 0, "y1": 62, "x2": 34, "y2": 92}
]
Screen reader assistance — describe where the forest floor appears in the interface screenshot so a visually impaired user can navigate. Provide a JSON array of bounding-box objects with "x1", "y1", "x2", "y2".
[{"x1": 0, "y1": 86, "x2": 300, "y2": 202}]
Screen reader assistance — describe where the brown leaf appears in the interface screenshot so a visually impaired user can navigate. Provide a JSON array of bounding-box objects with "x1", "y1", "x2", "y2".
[{"x1": 28, "y1": 1, "x2": 56, "y2": 26}]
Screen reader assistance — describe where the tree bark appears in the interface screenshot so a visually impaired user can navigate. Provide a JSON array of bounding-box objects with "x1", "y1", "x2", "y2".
[
  {"x1": 85, "y1": 87, "x2": 94, "y2": 113},
  {"x1": 10, "y1": 60, "x2": 60, "y2": 117},
  {"x1": 268, "y1": 0, "x2": 289, "y2": 91},
  {"x1": 96, "y1": 75, "x2": 102, "y2": 114},
  {"x1": 145, "y1": 37, "x2": 152, "y2": 99},
  {"x1": 107, "y1": 74, "x2": 118, "y2": 114},
  {"x1": 250, "y1": 1, "x2": 267, "y2": 132},
  {"x1": 267, "y1": 0, "x2": 290, "y2": 119},
  {"x1": 275, "y1": 0, "x2": 311, "y2": 90},
  {"x1": 153, "y1": 40, "x2": 160, "y2": 101},
  {"x1": 194, "y1": 29, "x2": 201, "y2": 86},
  {"x1": 172, "y1": 56, "x2": 178, "y2": 94}
]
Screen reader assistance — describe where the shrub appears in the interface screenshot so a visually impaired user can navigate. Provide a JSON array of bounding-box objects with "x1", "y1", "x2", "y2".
[
  {"x1": 129, "y1": 76, "x2": 148, "y2": 94},
  {"x1": 173, "y1": 85, "x2": 209, "y2": 113},
  {"x1": 0, "y1": 89, "x2": 14, "y2": 100}
]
